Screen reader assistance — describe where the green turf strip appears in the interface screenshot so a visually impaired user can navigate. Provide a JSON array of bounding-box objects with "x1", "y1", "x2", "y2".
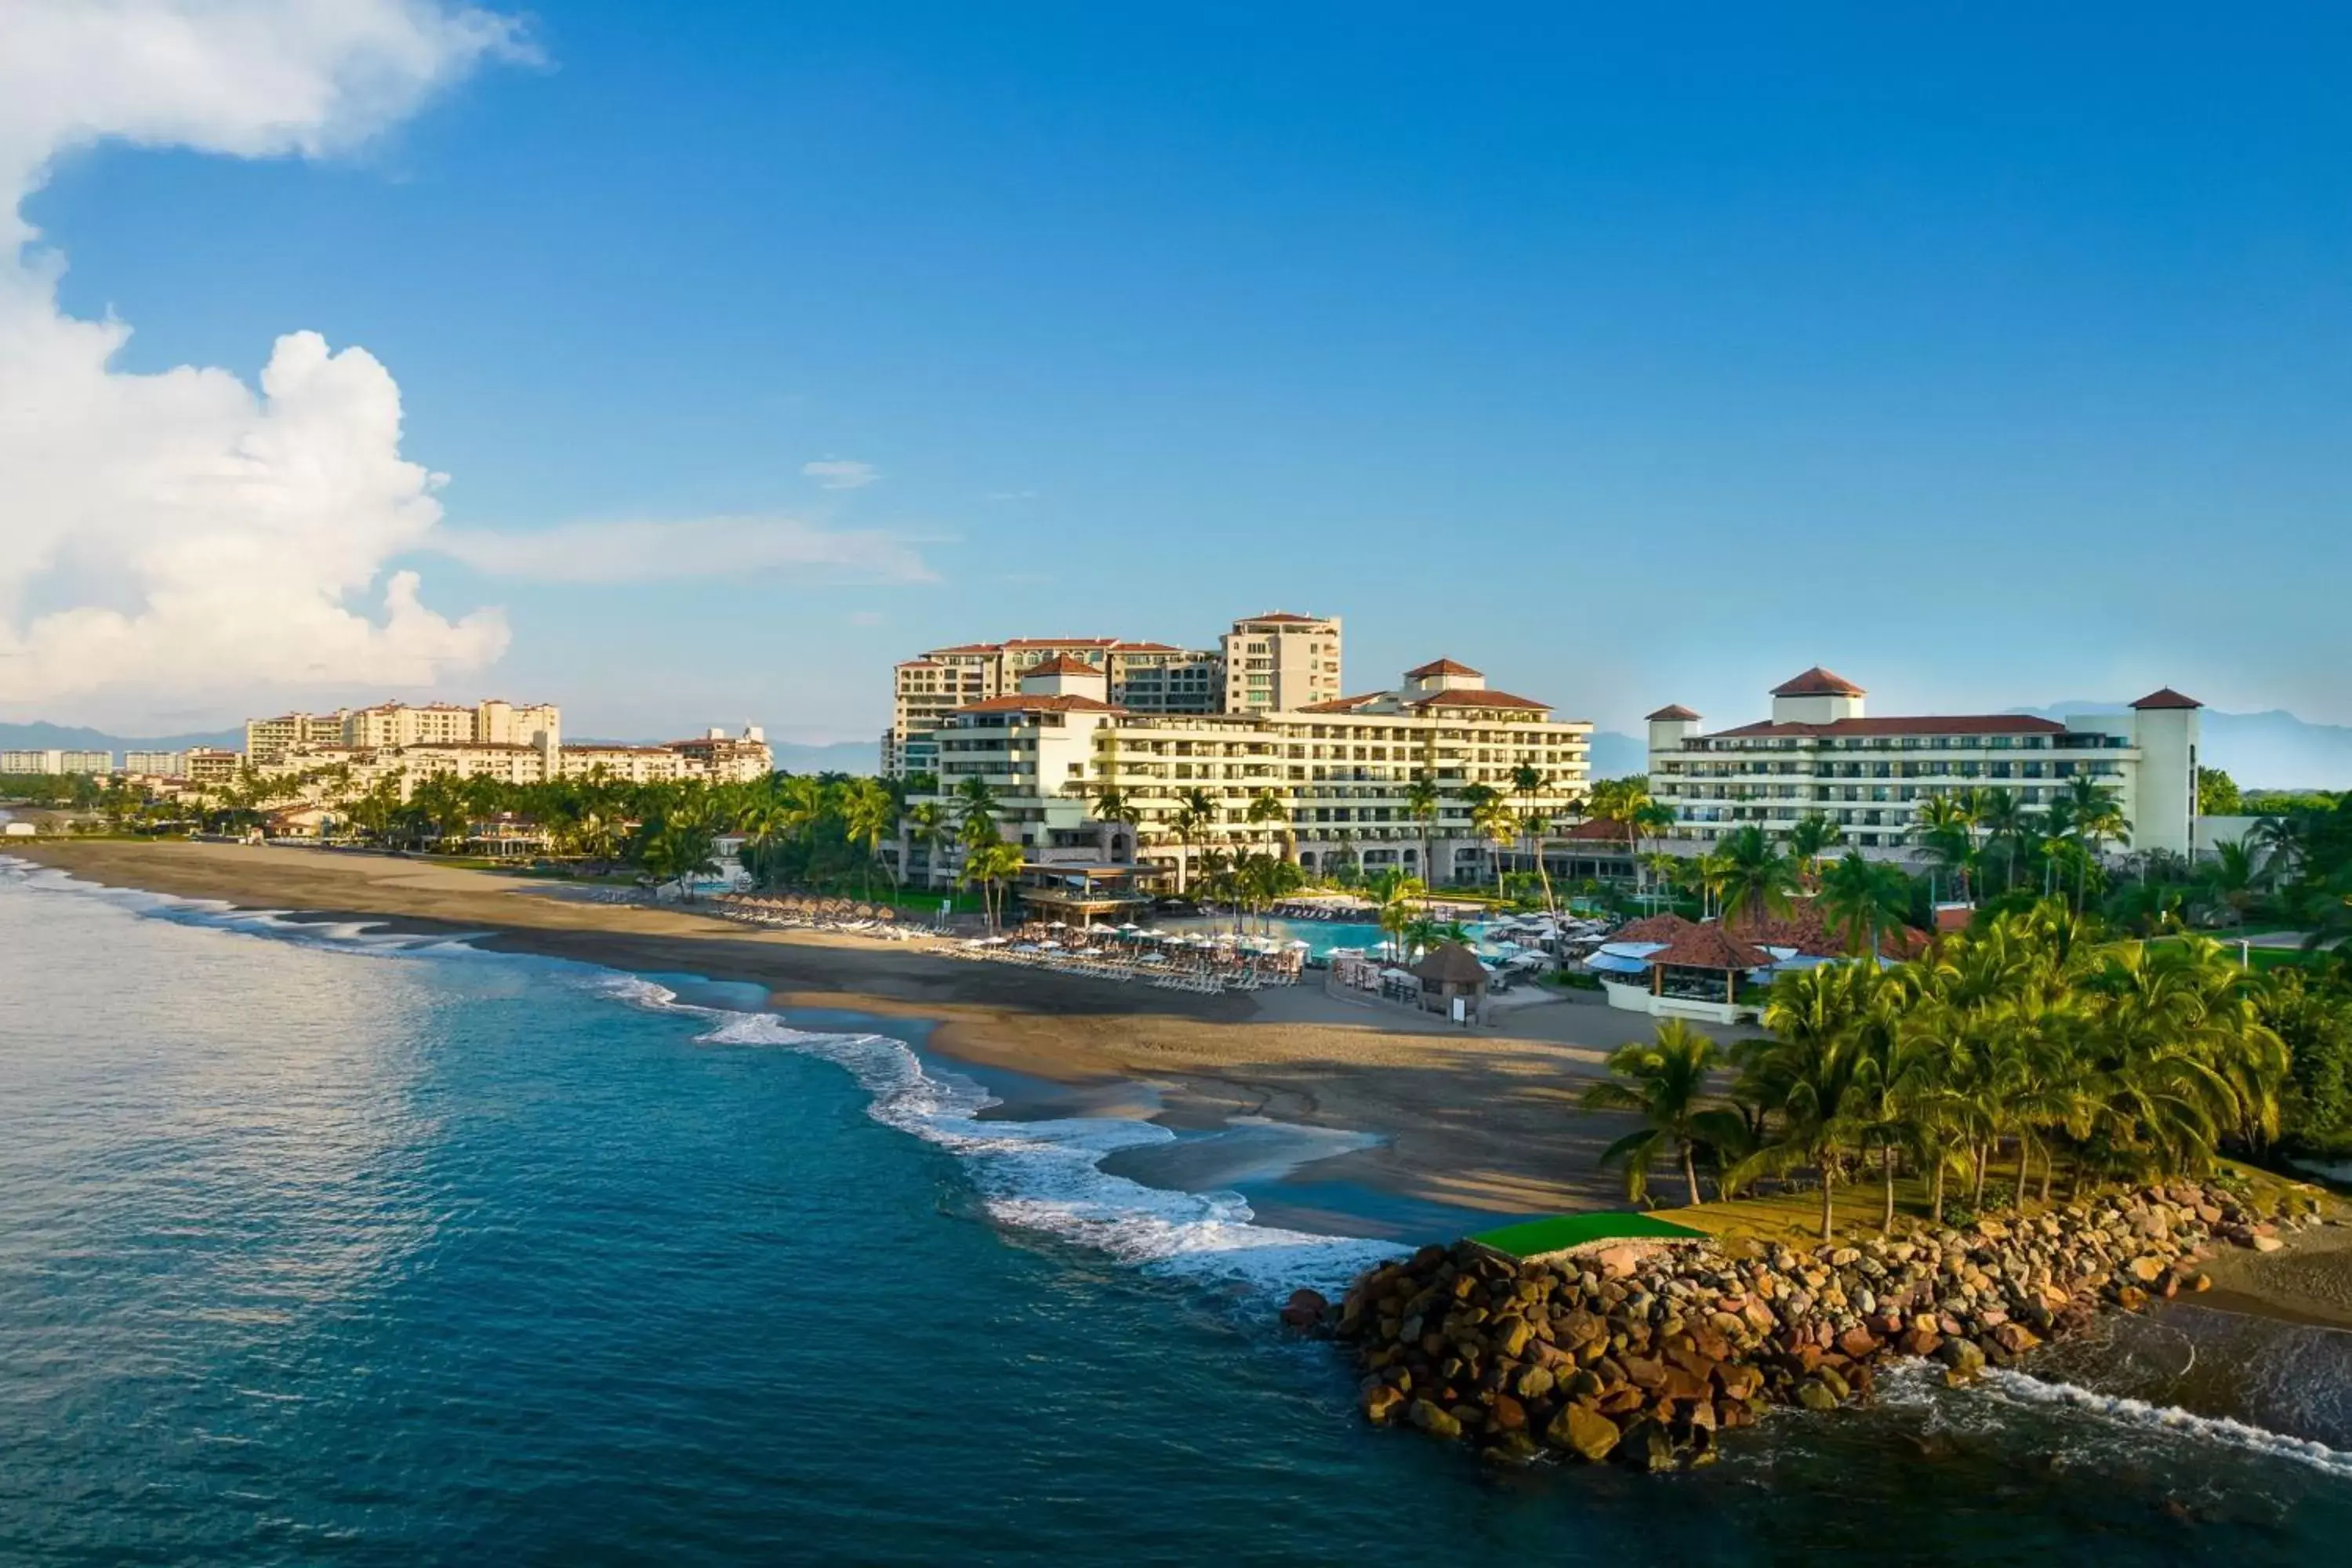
[{"x1": 1470, "y1": 1211, "x2": 1707, "y2": 1258}]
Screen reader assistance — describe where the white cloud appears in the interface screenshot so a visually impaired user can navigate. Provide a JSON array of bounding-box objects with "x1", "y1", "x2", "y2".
[
  {"x1": 801, "y1": 458, "x2": 878, "y2": 490},
  {"x1": 434, "y1": 517, "x2": 935, "y2": 585},
  {"x1": 0, "y1": 1, "x2": 525, "y2": 717}
]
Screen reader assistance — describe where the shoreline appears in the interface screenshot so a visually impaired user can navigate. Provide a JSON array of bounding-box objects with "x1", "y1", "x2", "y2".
[
  {"x1": 7, "y1": 841, "x2": 1660, "y2": 1223},
  {"x1": 16, "y1": 840, "x2": 2352, "y2": 1332}
]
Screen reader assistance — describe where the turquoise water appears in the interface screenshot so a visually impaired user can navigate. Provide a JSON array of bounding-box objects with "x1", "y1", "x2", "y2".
[
  {"x1": 1170, "y1": 916, "x2": 1492, "y2": 959},
  {"x1": 5, "y1": 862, "x2": 2351, "y2": 1564}
]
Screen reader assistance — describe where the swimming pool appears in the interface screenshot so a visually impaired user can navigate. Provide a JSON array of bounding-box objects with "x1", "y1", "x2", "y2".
[{"x1": 1164, "y1": 915, "x2": 1493, "y2": 960}]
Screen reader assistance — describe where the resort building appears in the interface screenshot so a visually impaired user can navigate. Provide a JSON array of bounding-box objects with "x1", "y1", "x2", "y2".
[
  {"x1": 122, "y1": 751, "x2": 188, "y2": 777},
  {"x1": 880, "y1": 611, "x2": 1345, "y2": 775},
  {"x1": 0, "y1": 749, "x2": 114, "y2": 775},
  {"x1": 233, "y1": 699, "x2": 770, "y2": 800},
  {"x1": 1646, "y1": 668, "x2": 2204, "y2": 858},
  {"x1": 659, "y1": 726, "x2": 775, "y2": 785},
  {"x1": 904, "y1": 653, "x2": 1590, "y2": 887},
  {"x1": 185, "y1": 749, "x2": 241, "y2": 786},
  {"x1": 245, "y1": 710, "x2": 351, "y2": 764},
  {"x1": 1220, "y1": 611, "x2": 1344, "y2": 715}
]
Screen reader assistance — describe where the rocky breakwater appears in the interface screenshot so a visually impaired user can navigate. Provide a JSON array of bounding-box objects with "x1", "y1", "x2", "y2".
[{"x1": 1281, "y1": 1180, "x2": 2326, "y2": 1471}]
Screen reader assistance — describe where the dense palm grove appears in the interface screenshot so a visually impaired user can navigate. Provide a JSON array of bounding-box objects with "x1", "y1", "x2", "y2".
[{"x1": 1584, "y1": 887, "x2": 2351, "y2": 1236}]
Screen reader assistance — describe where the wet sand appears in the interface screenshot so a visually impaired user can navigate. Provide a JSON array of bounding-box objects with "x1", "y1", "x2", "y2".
[
  {"x1": 2197, "y1": 1225, "x2": 2352, "y2": 1330},
  {"x1": 11, "y1": 840, "x2": 1673, "y2": 1220}
]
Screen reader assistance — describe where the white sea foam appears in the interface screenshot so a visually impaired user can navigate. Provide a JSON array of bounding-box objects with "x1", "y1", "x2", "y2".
[
  {"x1": 597, "y1": 974, "x2": 1404, "y2": 1293},
  {"x1": 1976, "y1": 1367, "x2": 2352, "y2": 1479}
]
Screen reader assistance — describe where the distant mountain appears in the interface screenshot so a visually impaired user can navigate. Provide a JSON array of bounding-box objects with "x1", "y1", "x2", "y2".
[
  {"x1": 2010, "y1": 703, "x2": 2352, "y2": 792},
  {"x1": 1589, "y1": 731, "x2": 1647, "y2": 779},
  {"x1": 0, "y1": 720, "x2": 241, "y2": 753}
]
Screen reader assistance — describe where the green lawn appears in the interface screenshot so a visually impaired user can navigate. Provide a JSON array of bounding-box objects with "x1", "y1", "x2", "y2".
[{"x1": 1471, "y1": 1211, "x2": 1708, "y2": 1257}]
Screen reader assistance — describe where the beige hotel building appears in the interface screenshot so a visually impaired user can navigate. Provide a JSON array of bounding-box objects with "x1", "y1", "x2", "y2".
[{"x1": 904, "y1": 652, "x2": 1591, "y2": 887}]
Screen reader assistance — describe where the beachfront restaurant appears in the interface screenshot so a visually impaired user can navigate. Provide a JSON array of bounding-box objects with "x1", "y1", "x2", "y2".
[
  {"x1": 1628, "y1": 927, "x2": 1773, "y2": 1025},
  {"x1": 1012, "y1": 862, "x2": 1163, "y2": 927}
]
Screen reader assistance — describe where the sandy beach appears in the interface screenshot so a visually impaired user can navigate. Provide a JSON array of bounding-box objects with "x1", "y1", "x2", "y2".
[{"x1": 9, "y1": 841, "x2": 1682, "y2": 1220}]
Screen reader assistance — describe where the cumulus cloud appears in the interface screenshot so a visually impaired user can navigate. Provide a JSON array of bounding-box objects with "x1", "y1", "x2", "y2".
[
  {"x1": 0, "y1": 1, "x2": 525, "y2": 715},
  {"x1": 435, "y1": 516, "x2": 935, "y2": 585},
  {"x1": 801, "y1": 458, "x2": 879, "y2": 490}
]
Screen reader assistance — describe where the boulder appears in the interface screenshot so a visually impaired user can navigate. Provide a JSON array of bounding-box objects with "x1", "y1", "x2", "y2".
[
  {"x1": 1363, "y1": 1385, "x2": 1406, "y2": 1424},
  {"x1": 1409, "y1": 1399, "x2": 1463, "y2": 1439},
  {"x1": 1795, "y1": 1380, "x2": 1838, "y2": 1412},
  {"x1": 1550, "y1": 1402, "x2": 1623, "y2": 1462},
  {"x1": 1279, "y1": 1289, "x2": 1329, "y2": 1329},
  {"x1": 1936, "y1": 1336, "x2": 1987, "y2": 1383}
]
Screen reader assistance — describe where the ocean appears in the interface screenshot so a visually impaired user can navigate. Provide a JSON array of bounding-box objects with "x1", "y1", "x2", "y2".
[{"x1": 2, "y1": 858, "x2": 2350, "y2": 1565}]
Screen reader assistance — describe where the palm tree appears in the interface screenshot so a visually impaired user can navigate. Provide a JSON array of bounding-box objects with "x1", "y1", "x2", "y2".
[
  {"x1": 1912, "y1": 793, "x2": 1975, "y2": 900},
  {"x1": 1405, "y1": 772, "x2": 1443, "y2": 887},
  {"x1": 959, "y1": 840, "x2": 1025, "y2": 933},
  {"x1": 2062, "y1": 776, "x2": 2130, "y2": 910},
  {"x1": 1817, "y1": 851, "x2": 1911, "y2": 959},
  {"x1": 1739, "y1": 964, "x2": 1887, "y2": 1239},
  {"x1": 1579, "y1": 1019, "x2": 1739, "y2": 1207},
  {"x1": 1788, "y1": 812, "x2": 1846, "y2": 889},
  {"x1": 1168, "y1": 786, "x2": 1217, "y2": 897},
  {"x1": 1715, "y1": 825, "x2": 1798, "y2": 927},
  {"x1": 1508, "y1": 759, "x2": 1557, "y2": 913},
  {"x1": 1974, "y1": 789, "x2": 2030, "y2": 892},
  {"x1": 1246, "y1": 789, "x2": 1289, "y2": 863},
  {"x1": 903, "y1": 800, "x2": 951, "y2": 889},
  {"x1": 1090, "y1": 784, "x2": 1142, "y2": 861},
  {"x1": 1687, "y1": 849, "x2": 1734, "y2": 921},
  {"x1": 1370, "y1": 869, "x2": 1425, "y2": 960},
  {"x1": 837, "y1": 776, "x2": 897, "y2": 897}
]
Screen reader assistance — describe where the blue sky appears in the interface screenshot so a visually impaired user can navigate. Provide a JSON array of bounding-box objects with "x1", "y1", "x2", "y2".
[{"x1": 15, "y1": 2, "x2": 2352, "y2": 742}]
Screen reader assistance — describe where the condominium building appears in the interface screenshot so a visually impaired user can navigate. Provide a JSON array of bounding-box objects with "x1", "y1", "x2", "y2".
[
  {"x1": 247, "y1": 700, "x2": 561, "y2": 760},
  {"x1": 0, "y1": 749, "x2": 112, "y2": 775},
  {"x1": 907, "y1": 653, "x2": 1590, "y2": 887},
  {"x1": 657, "y1": 727, "x2": 774, "y2": 785},
  {"x1": 1221, "y1": 611, "x2": 1342, "y2": 714},
  {"x1": 123, "y1": 751, "x2": 188, "y2": 776},
  {"x1": 882, "y1": 611, "x2": 1344, "y2": 774},
  {"x1": 185, "y1": 748, "x2": 241, "y2": 785},
  {"x1": 245, "y1": 710, "x2": 350, "y2": 764},
  {"x1": 1646, "y1": 667, "x2": 2202, "y2": 858}
]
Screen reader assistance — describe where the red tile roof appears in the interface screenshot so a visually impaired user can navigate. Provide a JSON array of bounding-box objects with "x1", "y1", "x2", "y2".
[
  {"x1": 1237, "y1": 612, "x2": 1324, "y2": 624},
  {"x1": 1022, "y1": 653, "x2": 1104, "y2": 677},
  {"x1": 1726, "y1": 902, "x2": 1928, "y2": 960},
  {"x1": 1405, "y1": 657, "x2": 1483, "y2": 679},
  {"x1": 1006, "y1": 637, "x2": 1119, "y2": 648},
  {"x1": 2129, "y1": 687, "x2": 2202, "y2": 710},
  {"x1": 1646, "y1": 704, "x2": 1701, "y2": 720},
  {"x1": 1772, "y1": 666, "x2": 1867, "y2": 698},
  {"x1": 924, "y1": 642, "x2": 1003, "y2": 655},
  {"x1": 1612, "y1": 913, "x2": 1699, "y2": 943},
  {"x1": 1406, "y1": 688, "x2": 1549, "y2": 712},
  {"x1": 1558, "y1": 816, "x2": 1638, "y2": 843},
  {"x1": 1708, "y1": 714, "x2": 2065, "y2": 739},
  {"x1": 1296, "y1": 692, "x2": 1388, "y2": 713},
  {"x1": 1648, "y1": 926, "x2": 1775, "y2": 971},
  {"x1": 1111, "y1": 641, "x2": 1186, "y2": 652},
  {"x1": 953, "y1": 694, "x2": 1124, "y2": 715}
]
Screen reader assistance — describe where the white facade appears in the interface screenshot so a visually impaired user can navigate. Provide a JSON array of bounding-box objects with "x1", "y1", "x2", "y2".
[
  {"x1": 1646, "y1": 669, "x2": 2205, "y2": 858},
  {"x1": 910, "y1": 656, "x2": 1591, "y2": 886},
  {"x1": 1221, "y1": 612, "x2": 1343, "y2": 715},
  {"x1": 1, "y1": 749, "x2": 112, "y2": 775}
]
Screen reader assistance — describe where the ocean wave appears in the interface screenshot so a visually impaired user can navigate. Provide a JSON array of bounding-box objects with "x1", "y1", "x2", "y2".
[
  {"x1": 592, "y1": 973, "x2": 1404, "y2": 1294},
  {"x1": 1975, "y1": 1367, "x2": 2352, "y2": 1479}
]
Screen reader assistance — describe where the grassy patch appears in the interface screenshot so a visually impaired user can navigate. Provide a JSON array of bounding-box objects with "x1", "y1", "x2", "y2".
[{"x1": 1472, "y1": 1211, "x2": 1707, "y2": 1258}]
